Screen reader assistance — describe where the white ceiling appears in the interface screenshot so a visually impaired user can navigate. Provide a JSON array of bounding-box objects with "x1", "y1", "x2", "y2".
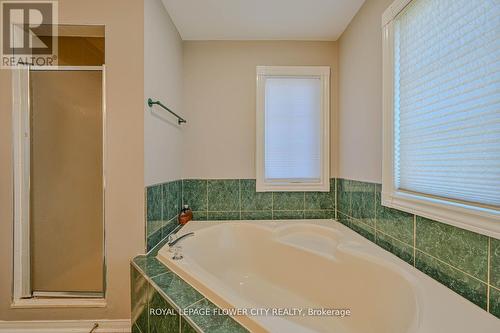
[{"x1": 161, "y1": 0, "x2": 365, "y2": 41}]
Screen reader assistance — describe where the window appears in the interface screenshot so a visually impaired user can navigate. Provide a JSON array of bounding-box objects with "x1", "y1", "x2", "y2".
[
  {"x1": 382, "y1": 0, "x2": 500, "y2": 237},
  {"x1": 256, "y1": 66, "x2": 330, "y2": 192}
]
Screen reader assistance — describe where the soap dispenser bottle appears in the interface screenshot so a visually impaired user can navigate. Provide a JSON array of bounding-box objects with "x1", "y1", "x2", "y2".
[{"x1": 178, "y1": 205, "x2": 193, "y2": 225}]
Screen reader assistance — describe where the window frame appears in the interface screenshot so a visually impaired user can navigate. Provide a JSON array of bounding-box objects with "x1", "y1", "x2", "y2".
[
  {"x1": 381, "y1": 0, "x2": 500, "y2": 238},
  {"x1": 256, "y1": 66, "x2": 330, "y2": 192}
]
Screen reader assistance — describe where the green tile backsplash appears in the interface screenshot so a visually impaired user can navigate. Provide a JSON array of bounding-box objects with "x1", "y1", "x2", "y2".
[
  {"x1": 146, "y1": 178, "x2": 336, "y2": 251},
  {"x1": 208, "y1": 179, "x2": 240, "y2": 211},
  {"x1": 416, "y1": 216, "x2": 488, "y2": 281},
  {"x1": 145, "y1": 177, "x2": 500, "y2": 320},
  {"x1": 336, "y1": 178, "x2": 500, "y2": 319},
  {"x1": 180, "y1": 178, "x2": 336, "y2": 222},
  {"x1": 146, "y1": 180, "x2": 182, "y2": 252}
]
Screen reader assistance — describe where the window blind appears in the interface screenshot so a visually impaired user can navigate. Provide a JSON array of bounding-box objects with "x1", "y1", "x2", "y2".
[
  {"x1": 264, "y1": 77, "x2": 321, "y2": 181},
  {"x1": 394, "y1": 0, "x2": 500, "y2": 207}
]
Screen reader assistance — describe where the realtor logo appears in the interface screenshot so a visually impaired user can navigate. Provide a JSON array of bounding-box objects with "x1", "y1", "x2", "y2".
[{"x1": 1, "y1": 1, "x2": 58, "y2": 68}]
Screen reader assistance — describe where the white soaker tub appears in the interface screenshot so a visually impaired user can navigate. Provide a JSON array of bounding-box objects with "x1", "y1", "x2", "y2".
[{"x1": 157, "y1": 220, "x2": 500, "y2": 333}]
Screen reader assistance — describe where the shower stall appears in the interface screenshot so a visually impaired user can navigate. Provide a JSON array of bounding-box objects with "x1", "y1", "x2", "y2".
[{"x1": 12, "y1": 62, "x2": 106, "y2": 299}]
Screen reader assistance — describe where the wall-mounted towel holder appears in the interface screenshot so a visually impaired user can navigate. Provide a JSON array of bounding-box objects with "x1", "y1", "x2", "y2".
[{"x1": 147, "y1": 98, "x2": 187, "y2": 125}]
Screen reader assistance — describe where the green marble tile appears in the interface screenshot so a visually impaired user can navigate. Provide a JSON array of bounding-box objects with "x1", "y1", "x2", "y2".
[
  {"x1": 134, "y1": 256, "x2": 169, "y2": 278},
  {"x1": 416, "y1": 216, "x2": 488, "y2": 281},
  {"x1": 349, "y1": 218, "x2": 375, "y2": 241},
  {"x1": 207, "y1": 179, "x2": 240, "y2": 211},
  {"x1": 147, "y1": 185, "x2": 162, "y2": 221},
  {"x1": 181, "y1": 318, "x2": 199, "y2": 333},
  {"x1": 376, "y1": 201, "x2": 414, "y2": 245},
  {"x1": 207, "y1": 211, "x2": 240, "y2": 220},
  {"x1": 273, "y1": 192, "x2": 304, "y2": 211},
  {"x1": 376, "y1": 232, "x2": 414, "y2": 265},
  {"x1": 130, "y1": 265, "x2": 148, "y2": 333},
  {"x1": 415, "y1": 251, "x2": 487, "y2": 309},
  {"x1": 240, "y1": 179, "x2": 272, "y2": 211},
  {"x1": 152, "y1": 272, "x2": 204, "y2": 309},
  {"x1": 305, "y1": 191, "x2": 335, "y2": 210},
  {"x1": 304, "y1": 210, "x2": 335, "y2": 219},
  {"x1": 148, "y1": 220, "x2": 163, "y2": 237},
  {"x1": 273, "y1": 210, "x2": 304, "y2": 220},
  {"x1": 348, "y1": 180, "x2": 374, "y2": 192},
  {"x1": 336, "y1": 179, "x2": 351, "y2": 216},
  {"x1": 148, "y1": 287, "x2": 180, "y2": 333},
  {"x1": 147, "y1": 228, "x2": 164, "y2": 252},
  {"x1": 131, "y1": 323, "x2": 142, "y2": 333},
  {"x1": 240, "y1": 210, "x2": 273, "y2": 220},
  {"x1": 490, "y1": 237, "x2": 500, "y2": 289},
  {"x1": 192, "y1": 211, "x2": 208, "y2": 221},
  {"x1": 185, "y1": 298, "x2": 249, "y2": 333},
  {"x1": 489, "y1": 287, "x2": 500, "y2": 319},
  {"x1": 351, "y1": 190, "x2": 375, "y2": 227},
  {"x1": 162, "y1": 218, "x2": 179, "y2": 239},
  {"x1": 183, "y1": 179, "x2": 207, "y2": 211},
  {"x1": 164, "y1": 180, "x2": 182, "y2": 221},
  {"x1": 337, "y1": 211, "x2": 350, "y2": 226}
]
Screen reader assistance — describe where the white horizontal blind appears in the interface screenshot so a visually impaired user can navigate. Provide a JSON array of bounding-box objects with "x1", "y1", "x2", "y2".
[
  {"x1": 264, "y1": 77, "x2": 321, "y2": 181},
  {"x1": 394, "y1": 0, "x2": 500, "y2": 207}
]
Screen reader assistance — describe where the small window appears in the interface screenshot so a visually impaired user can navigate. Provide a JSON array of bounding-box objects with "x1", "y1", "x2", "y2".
[
  {"x1": 256, "y1": 66, "x2": 330, "y2": 192},
  {"x1": 382, "y1": 0, "x2": 500, "y2": 237}
]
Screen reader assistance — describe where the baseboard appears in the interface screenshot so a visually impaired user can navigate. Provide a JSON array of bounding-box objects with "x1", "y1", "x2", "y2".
[{"x1": 0, "y1": 319, "x2": 131, "y2": 333}]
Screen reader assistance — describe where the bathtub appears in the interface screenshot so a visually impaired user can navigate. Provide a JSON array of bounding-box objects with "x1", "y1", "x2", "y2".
[{"x1": 157, "y1": 220, "x2": 499, "y2": 333}]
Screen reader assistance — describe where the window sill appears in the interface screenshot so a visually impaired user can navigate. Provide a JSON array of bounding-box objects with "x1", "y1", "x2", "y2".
[
  {"x1": 382, "y1": 191, "x2": 500, "y2": 239},
  {"x1": 11, "y1": 297, "x2": 106, "y2": 308}
]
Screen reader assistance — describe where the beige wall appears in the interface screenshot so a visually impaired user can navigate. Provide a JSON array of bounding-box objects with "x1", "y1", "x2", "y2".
[
  {"x1": 0, "y1": 0, "x2": 144, "y2": 321},
  {"x1": 337, "y1": 0, "x2": 393, "y2": 183},
  {"x1": 182, "y1": 41, "x2": 338, "y2": 179},
  {"x1": 144, "y1": 0, "x2": 184, "y2": 186}
]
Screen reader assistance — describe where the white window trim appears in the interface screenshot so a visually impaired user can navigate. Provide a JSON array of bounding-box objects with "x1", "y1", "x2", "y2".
[
  {"x1": 381, "y1": 0, "x2": 500, "y2": 239},
  {"x1": 256, "y1": 66, "x2": 330, "y2": 192}
]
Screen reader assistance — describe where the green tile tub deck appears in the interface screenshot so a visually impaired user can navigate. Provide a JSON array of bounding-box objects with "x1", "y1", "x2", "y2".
[
  {"x1": 145, "y1": 177, "x2": 500, "y2": 319},
  {"x1": 131, "y1": 256, "x2": 249, "y2": 333}
]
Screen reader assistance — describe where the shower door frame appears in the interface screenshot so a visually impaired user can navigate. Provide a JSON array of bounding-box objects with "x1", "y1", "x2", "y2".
[{"x1": 12, "y1": 65, "x2": 107, "y2": 308}]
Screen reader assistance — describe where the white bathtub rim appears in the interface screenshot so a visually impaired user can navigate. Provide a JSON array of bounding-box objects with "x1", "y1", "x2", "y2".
[{"x1": 158, "y1": 219, "x2": 500, "y2": 333}]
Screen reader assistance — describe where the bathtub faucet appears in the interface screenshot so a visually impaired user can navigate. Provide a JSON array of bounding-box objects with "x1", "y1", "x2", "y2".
[
  {"x1": 167, "y1": 232, "x2": 195, "y2": 247},
  {"x1": 167, "y1": 232, "x2": 194, "y2": 260}
]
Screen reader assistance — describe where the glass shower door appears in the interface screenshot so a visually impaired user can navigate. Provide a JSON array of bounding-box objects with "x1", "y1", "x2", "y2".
[{"x1": 29, "y1": 68, "x2": 104, "y2": 296}]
